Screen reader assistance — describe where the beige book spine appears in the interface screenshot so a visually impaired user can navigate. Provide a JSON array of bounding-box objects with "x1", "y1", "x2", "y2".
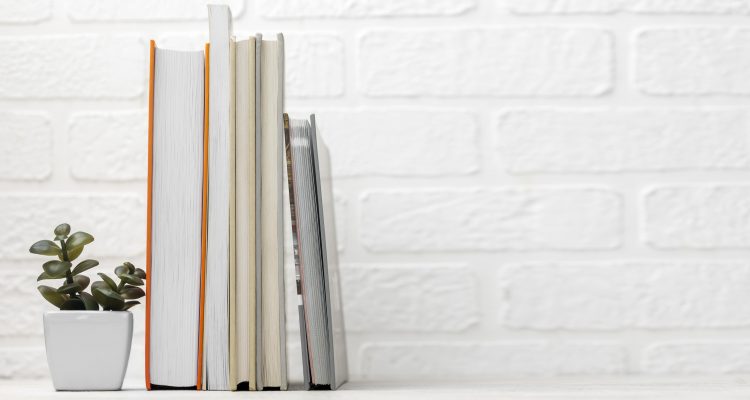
[
  {"x1": 247, "y1": 36, "x2": 257, "y2": 390},
  {"x1": 259, "y1": 38, "x2": 283, "y2": 389}
]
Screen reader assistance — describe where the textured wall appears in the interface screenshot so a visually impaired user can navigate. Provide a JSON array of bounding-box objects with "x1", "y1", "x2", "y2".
[{"x1": 2, "y1": 0, "x2": 750, "y2": 382}]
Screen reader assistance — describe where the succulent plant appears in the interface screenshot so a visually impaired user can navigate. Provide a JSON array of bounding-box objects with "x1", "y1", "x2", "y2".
[
  {"x1": 92, "y1": 262, "x2": 146, "y2": 311},
  {"x1": 30, "y1": 223, "x2": 100, "y2": 310},
  {"x1": 30, "y1": 223, "x2": 146, "y2": 311}
]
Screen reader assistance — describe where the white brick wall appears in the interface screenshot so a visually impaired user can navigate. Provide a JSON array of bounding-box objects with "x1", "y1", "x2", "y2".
[
  {"x1": 361, "y1": 188, "x2": 622, "y2": 251},
  {"x1": 636, "y1": 28, "x2": 750, "y2": 95},
  {"x1": 0, "y1": 35, "x2": 146, "y2": 98},
  {"x1": 359, "y1": 28, "x2": 613, "y2": 96},
  {"x1": 2, "y1": 0, "x2": 750, "y2": 382}
]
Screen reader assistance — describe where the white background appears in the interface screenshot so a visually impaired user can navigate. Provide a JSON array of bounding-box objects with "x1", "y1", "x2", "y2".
[{"x1": 2, "y1": 0, "x2": 750, "y2": 382}]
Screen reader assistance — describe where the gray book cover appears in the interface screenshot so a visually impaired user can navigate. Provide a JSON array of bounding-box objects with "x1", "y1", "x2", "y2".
[{"x1": 284, "y1": 114, "x2": 348, "y2": 390}]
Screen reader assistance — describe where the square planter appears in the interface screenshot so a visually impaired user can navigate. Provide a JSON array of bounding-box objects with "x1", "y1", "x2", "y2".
[{"x1": 43, "y1": 311, "x2": 133, "y2": 391}]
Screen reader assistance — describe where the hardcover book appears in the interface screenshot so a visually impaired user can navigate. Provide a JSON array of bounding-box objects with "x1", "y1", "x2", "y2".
[{"x1": 145, "y1": 39, "x2": 208, "y2": 390}]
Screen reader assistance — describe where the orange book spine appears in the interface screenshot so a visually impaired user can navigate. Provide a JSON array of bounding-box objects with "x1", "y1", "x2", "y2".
[
  {"x1": 196, "y1": 42, "x2": 210, "y2": 391},
  {"x1": 144, "y1": 39, "x2": 156, "y2": 391}
]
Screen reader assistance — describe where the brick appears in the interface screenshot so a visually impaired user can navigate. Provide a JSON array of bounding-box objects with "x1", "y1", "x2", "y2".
[
  {"x1": 317, "y1": 109, "x2": 478, "y2": 177},
  {"x1": 69, "y1": 111, "x2": 148, "y2": 181},
  {"x1": 507, "y1": 0, "x2": 620, "y2": 14},
  {"x1": 359, "y1": 28, "x2": 612, "y2": 97},
  {"x1": 0, "y1": 194, "x2": 145, "y2": 259},
  {"x1": 495, "y1": 108, "x2": 750, "y2": 173},
  {"x1": 360, "y1": 342, "x2": 625, "y2": 379},
  {"x1": 341, "y1": 265, "x2": 478, "y2": 332},
  {"x1": 631, "y1": 0, "x2": 750, "y2": 13},
  {"x1": 285, "y1": 33, "x2": 344, "y2": 98},
  {"x1": 644, "y1": 185, "x2": 750, "y2": 249},
  {"x1": 66, "y1": 0, "x2": 244, "y2": 21},
  {"x1": 508, "y1": 0, "x2": 750, "y2": 14},
  {"x1": 257, "y1": 0, "x2": 475, "y2": 18},
  {"x1": 501, "y1": 262, "x2": 750, "y2": 329},
  {"x1": 0, "y1": 0, "x2": 51, "y2": 23},
  {"x1": 0, "y1": 35, "x2": 145, "y2": 99},
  {"x1": 334, "y1": 192, "x2": 346, "y2": 252},
  {"x1": 361, "y1": 188, "x2": 622, "y2": 252},
  {"x1": 0, "y1": 268, "x2": 46, "y2": 337},
  {"x1": 0, "y1": 347, "x2": 47, "y2": 379},
  {"x1": 644, "y1": 342, "x2": 750, "y2": 374},
  {"x1": 0, "y1": 112, "x2": 52, "y2": 181},
  {"x1": 636, "y1": 28, "x2": 750, "y2": 95}
]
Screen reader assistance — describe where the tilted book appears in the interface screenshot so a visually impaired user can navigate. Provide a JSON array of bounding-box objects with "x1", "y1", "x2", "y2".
[{"x1": 284, "y1": 114, "x2": 348, "y2": 390}]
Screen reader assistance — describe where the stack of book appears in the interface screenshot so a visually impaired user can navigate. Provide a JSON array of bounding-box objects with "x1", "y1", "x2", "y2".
[{"x1": 145, "y1": 4, "x2": 347, "y2": 391}]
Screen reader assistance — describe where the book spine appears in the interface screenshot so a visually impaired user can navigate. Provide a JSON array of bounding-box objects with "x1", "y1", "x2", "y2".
[
  {"x1": 197, "y1": 42, "x2": 210, "y2": 391},
  {"x1": 145, "y1": 39, "x2": 156, "y2": 392}
]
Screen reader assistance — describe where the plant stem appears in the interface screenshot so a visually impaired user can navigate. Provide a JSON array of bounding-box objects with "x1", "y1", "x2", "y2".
[
  {"x1": 60, "y1": 239, "x2": 77, "y2": 298},
  {"x1": 117, "y1": 279, "x2": 125, "y2": 292}
]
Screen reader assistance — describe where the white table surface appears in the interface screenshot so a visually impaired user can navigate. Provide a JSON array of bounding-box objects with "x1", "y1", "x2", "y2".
[{"x1": 3, "y1": 377, "x2": 750, "y2": 399}]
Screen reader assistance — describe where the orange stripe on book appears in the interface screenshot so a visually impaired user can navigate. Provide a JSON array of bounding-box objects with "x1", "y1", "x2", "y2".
[
  {"x1": 197, "y1": 42, "x2": 210, "y2": 391},
  {"x1": 145, "y1": 39, "x2": 156, "y2": 392}
]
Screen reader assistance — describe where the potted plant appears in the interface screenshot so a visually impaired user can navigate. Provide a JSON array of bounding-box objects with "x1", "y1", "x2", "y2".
[{"x1": 30, "y1": 223, "x2": 146, "y2": 391}]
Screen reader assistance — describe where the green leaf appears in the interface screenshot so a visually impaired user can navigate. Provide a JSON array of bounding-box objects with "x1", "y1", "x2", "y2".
[
  {"x1": 54, "y1": 223, "x2": 70, "y2": 240},
  {"x1": 60, "y1": 298, "x2": 85, "y2": 310},
  {"x1": 123, "y1": 262, "x2": 135, "y2": 274},
  {"x1": 91, "y1": 281, "x2": 107, "y2": 294},
  {"x1": 114, "y1": 265, "x2": 129, "y2": 277},
  {"x1": 63, "y1": 245, "x2": 83, "y2": 262},
  {"x1": 37, "y1": 271, "x2": 56, "y2": 281},
  {"x1": 122, "y1": 301, "x2": 140, "y2": 311},
  {"x1": 42, "y1": 260, "x2": 71, "y2": 278},
  {"x1": 72, "y1": 259, "x2": 98, "y2": 275},
  {"x1": 57, "y1": 282, "x2": 81, "y2": 294},
  {"x1": 120, "y1": 285, "x2": 145, "y2": 300},
  {"x1": 92, "y1": 286, "x2": 124, "y2": 310},
  {"x1": 79, "y1": 292, "x2": 99, "y2": 311},
  {"x1": 133, "y1": 268, "x2": 146, "y2": 279},
  {"x1": 38, "y1": 285, "x2": 66, "y2": 308},
  {"x1": 97, "y1": 273, "x2": 118, "y2": 291},
  {"x1": 29, "y1": 240, "x2": 61, "y2": 256},
  {"x1": 118, "y1": 273, "x2": 143, "y2": 286},
  {"x1": 66, "y1": 231, "x2": 94, "y2": 250},
  {"x1": 73, "y1": 274, "x2": 90, "y2": 291}
]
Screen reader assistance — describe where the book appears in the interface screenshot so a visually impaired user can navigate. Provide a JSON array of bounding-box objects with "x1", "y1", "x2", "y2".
[
  {"x1": 258, "y1": 33, "x2": 287, "y2": 391},
  {"x1": 231, "y1": 36, "x2": 258, "y2": 391},
  {"x1": 204, "y1": 4, "x2": 233, "y2": 391},
  {"x1": 145, "y1": 40, "x2": 207, "y2": 390},
  {"x1": 145, "y1": 4, "x2": 348, "y2": 392},
  {"x1": 284, "y1": 114, "x2": 348, "y2": 390},
  {"x1": 253, "y1": 33, "x2": 263, "y2": 391}
]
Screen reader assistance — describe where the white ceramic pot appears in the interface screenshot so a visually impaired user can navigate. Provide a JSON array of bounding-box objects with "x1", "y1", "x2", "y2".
[{"x1": 43, "y1": 311, "x2": 133, "y2": 391}]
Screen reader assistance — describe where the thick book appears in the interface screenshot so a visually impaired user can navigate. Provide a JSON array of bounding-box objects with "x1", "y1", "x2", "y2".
[
  {"x1": 204, "y1": 4, "x2": 233, "y2": 391},
  {"x1": 258, "y1": 33, "x2": 287, "y2": 391},
  {"x1": 145, "y1": 40, "x2": 208, "y2": 390},
  {"x1": 230, "y1": 36, "x2": 258, "y2": 391},
  {"x1": 284, "y1": 114, "x2": 348, "y2": 390}
]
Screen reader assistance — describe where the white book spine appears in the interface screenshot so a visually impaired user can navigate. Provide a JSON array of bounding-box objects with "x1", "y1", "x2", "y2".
[{"x1": 205, "y1": 4, "x2": 232, "y2": 391}]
